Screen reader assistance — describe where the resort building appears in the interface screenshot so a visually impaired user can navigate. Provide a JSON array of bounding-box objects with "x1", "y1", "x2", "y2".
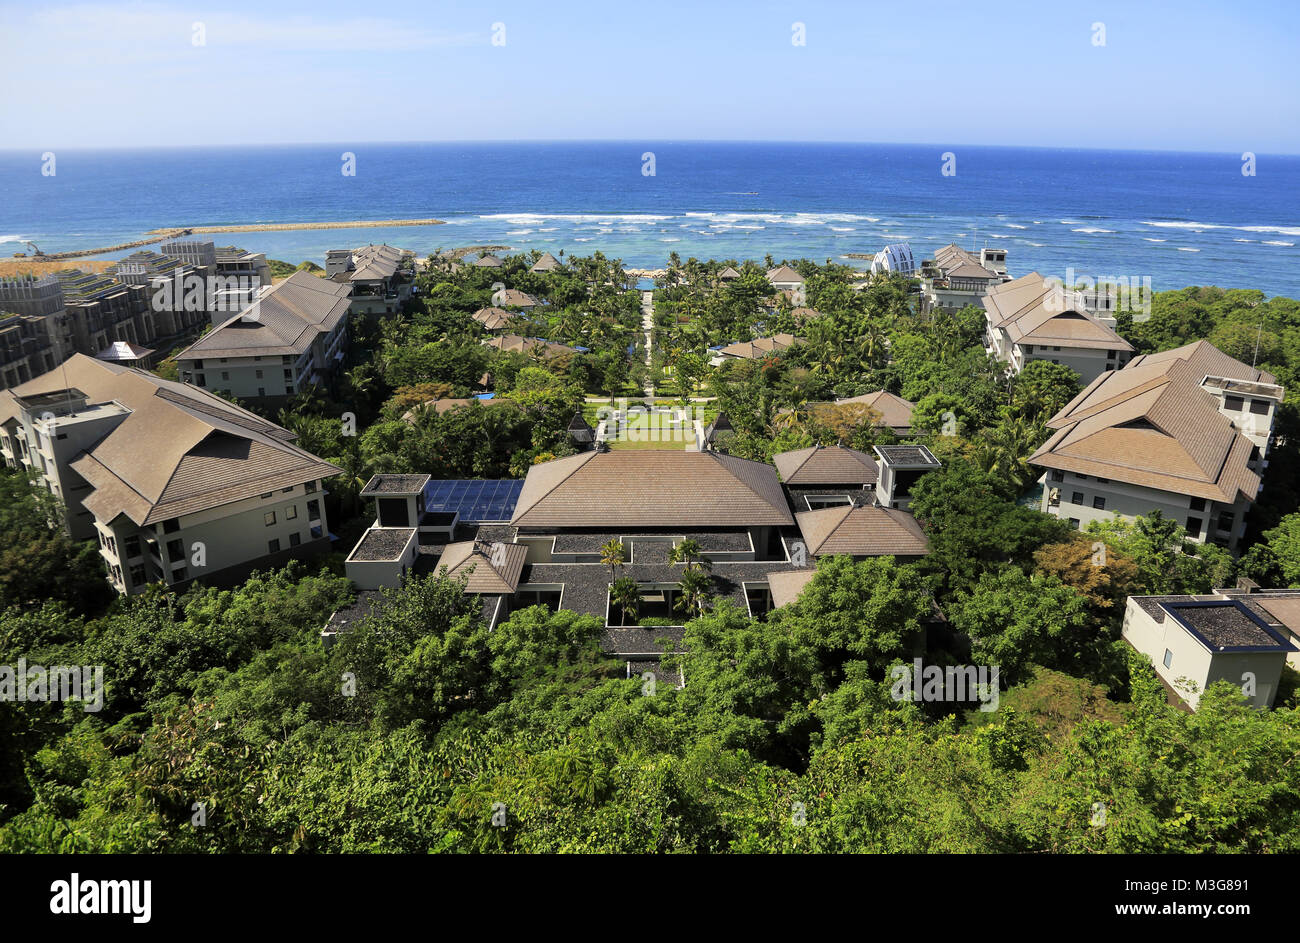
[
  {"x1": 472, "y1": 255, "x2": 504, "y2": 268},
  {"x1": 1123, "y1": 591, "x2": 1299, "y2": 710},
  {"x1": 765, "y1": 265, "x2": 805, "y2": 293},
  {"x1": 982, "y1": 272, "x2": 1134, "y2": 383},
  {"x1": 1030, "y1": 340, "x2": 1284, "y2": 551},
  {"x1": 494, "y1": 288, "x2": 541, "y2": 311},
  {"x1": 112, "y1": 249, "x2": 213, "y2": 342},
  {"x1": 874, "y1": 445, "x2": 942, "y2": 510},
  {"x1": 919, "y1": 244, "x2": 1009, "y2": 314},
  {"x1": 483, "y1": 334, "x2": 583, "y2": 358},
  {"x1": 472, "y1": 307, "x2": 518, "y2": 331},
  {"x1": 709, "y1": 333, "x2": 802, "y2": 365},
  {"x1": 175, "y1": 270, "x2": 352, "y2": 401},
  {"x1": 530, "y1": 252, "x2": 562, "y2": 273},
  {"x1": 833, "y1": 390, "x2": 916, "y2": 434},
  {"x1": 0, "y1": 354, "x2": 339, "y2": 595},
  {"x1": 0, "y1": 312, "x2": 57, "y2": 391},
  {"x1": 329, "y1": 448, "x2": 934, "y2": 673},
  {"x1": 326, "y1": 244, "x2": 415, "y2": 316},
  {"x1": 95, "y1": 341, "x2": 155, "y2": 370}
]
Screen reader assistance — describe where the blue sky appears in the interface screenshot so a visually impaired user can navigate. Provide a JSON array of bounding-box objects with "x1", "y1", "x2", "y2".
[{"x1": 1, "y1": 0, "x2": 1298, "y2": 152}]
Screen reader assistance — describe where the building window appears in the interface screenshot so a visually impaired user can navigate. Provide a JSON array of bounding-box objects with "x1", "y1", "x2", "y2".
[
  {"x1": 1068, "y1": 518, "x2": 1080, "y2": 529},
  {"x1": 196, "y1": 375, "x2": 206, "y2": 387},
  {"x1": 129, "y1": 563, "x2": 146, "y2": 587},
  {"x1": 290, "y1": 532, "x2": 301, "y2": 547},
  {"x1": 1190, "y1": 497, "x2": 1206, "y2": 511},
  {"x1": 1096, "y1": 477, "x2": 1109, "y2": 484},
  {"x1": 1071, "y1": 491, "x2": 1084, "y2": 504},
  {"x1": 268, "y1": 538, "x2": 280, "y2": 553},
  {"x1": 1224, "y1": 395, "x2": 1244, "y2": 411},
  {"x1": 307, "y1": 499, "x2": 320, "y2": 519},
  {"x1": 305, "y1": 481, "x2": 317, "y2": 494},
  {"x1": 285, "y1": 504, "x2": 298, "y2": 520},
  {"x1": 125, "y1": 535, "x2": 141, "y2": 557},
  {"x1": 255, "y1": 369, "x2": 263, "y2": 379},
  {"x1": 1107, "y1": 349, "x2": 1116, "y2": 360},
  {"x1": 172, "y1": 567, "x2": 187, "y2": 581},
  {"x1": 258, "y1": 388, "x2": 265, "y2": 397},
  {"x1": 163, "y1": 518, "x2": 180, "y2": 533},
  {"x1": 1050, "y1": 470, "x2": 1064, "y2": 482},
  {"x1": 166, "y1": 538, "x2": 184, "y2": 559},
  {"x1": 284, "y1": 369, "x2": 293, "y2": 380},
  {"x1": 1250, "y1": 398, "x2": 1270, "y2": 415},
  {"x1": 221, "y1": 371, "x2": 230, "y2": 381},
  {"x1": 261, "y1": 491, "x2": 272, "y2": 499},
  {"x1": 1163, "y1": 649, "x2": 1173, "y2": 669},
  {"x1": 264, "y1": 510, "x2": 276, "y2": 526},
  {"x1": 311, "y1": 524, "x2": 323, "y2": 539},
  {"x1": 1217, "y1": 511, "x2": 1235, "y2": 533},
  {"x1": 1092, "y1": 496, "x2": 1106, "y2": 510}
]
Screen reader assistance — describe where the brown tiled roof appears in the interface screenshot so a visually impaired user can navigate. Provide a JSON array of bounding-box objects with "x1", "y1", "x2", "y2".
[
  {"x1": 472, "y1": 255, "x2": 504, "y2": 267},
  {"x1": 511, "y1": 451, "x2": 794, "y2": 528},
  {"x1": 833, "y1": 390, "x2": 915, "y2": 429},
  {"x1": 795, "y1": 505, "x2": 930, "y2": 557},
  {"x1": 483, "y1": 334, "x2": 577, "y2": 357},
  {"x1": 1030, "y1": 341, "x2": 1270, "y2": 502},
  {"x1": 765, "y1": 265, "x2": 804, "y2": 283},
  {"x1": 982, "y1": 272, "x2": 1133, "y2": 351},
  {"x1": 530, "y1": 252, "x2": 562, "y2": 272},
  {"x1": 931, "y1": 243, "x2": 1000, "y2": 281},
  {"x1": 494, "y1": 289, "x2": 539, "y2": 308},
  {"x1": 716, "y1": 333, "x2": 802, "y2": 359},
  {"x1": 347, "y1": 244, "x2": 407, "y2": 281},
  {"x1": 400, "y1": 397, "x2": 513, "y2": 423},
  {"x1": 717, "y1": 266, "x2": 741, "y2": 279},
  {"x1": 436, "y1": 540, "x2": 527, "y2": 594},
  {"x1": 766, "y1": 568, "x2": 817, "y2": 607},
  {"x1": 472, "y1": 307, "x2": 517, "y2": 330},
  {"x1": 176, "y1": 270, "x2": 352, "y2": 359},
  {"x1": 0, "y1": 354, "x2": 339, "y2": 526},
  {"x1": 773, "y1": 444, "x2": 879, "y2": 485}
]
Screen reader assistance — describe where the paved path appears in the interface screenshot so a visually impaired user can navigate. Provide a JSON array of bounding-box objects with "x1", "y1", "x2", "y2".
[{"x1": 640, "y1": 290, "x2": 655, "y2": 398}]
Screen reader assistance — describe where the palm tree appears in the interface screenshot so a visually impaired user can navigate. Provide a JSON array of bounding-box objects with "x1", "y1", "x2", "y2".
[
  {"x1": 674, "y1": 567, "x2": 712, "y2": 618},
  {"x1": 668, "y1": 537, "x2": 711, "y2": 572},
  {"x1": 599, "y1": 539, "x2": 626, "y2": 579},
  {"x1": 610, "y1": 577, "x2": 641, "y2": 626}
]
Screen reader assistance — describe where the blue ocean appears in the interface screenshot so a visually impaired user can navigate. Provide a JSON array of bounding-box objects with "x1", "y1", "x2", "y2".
[{"x1": 2, "y1": 142, "x2": 1298, "y2": 296}]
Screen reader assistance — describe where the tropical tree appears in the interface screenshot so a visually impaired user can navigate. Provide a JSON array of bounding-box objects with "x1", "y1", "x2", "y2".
[
  {"x1": 668, "y1": 538, "x2": 711, "y2": 572},
  {"x1": 599, "y1": 539, "x2": 626, "y2": 579},
  {"x1": 610, "y1": 577, "x2": 641, "y2": 626},
  {"x1": 675, "y1": 567, "x2": 713, "y2": 617}
]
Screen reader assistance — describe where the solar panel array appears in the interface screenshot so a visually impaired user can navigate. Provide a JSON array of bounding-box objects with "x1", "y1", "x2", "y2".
[{"x1": 423, "y1": 479, "x2": 525, "y2": 523}]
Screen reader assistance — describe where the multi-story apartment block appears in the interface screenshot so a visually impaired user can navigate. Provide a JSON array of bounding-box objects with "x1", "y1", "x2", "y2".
[
  {"x1": 0, "y1": 312, "x2": 57, "y2": 390},
  {"x1": 326, "y1": 244, "x2": 415, "y2": 316},
  {"x1": 53, "y1": 270, "x2": 154, "y2": 355},
  {"x1": 1031, "y1": 340, "x2": 1283, "y2": 551},
  {"x1": 983, "y1": 271, "x2": 1134, "y2": 384},
  {"x1": 175, "y1": 270, "x2": 352, "y2": 401},
  {"x1": 919, "y1": 244, "x2": 1009, "y2": 313},
  {"x1": 0, "y1": 354, "x2": 339, "y2": 595},
  {"x1": 112, "y1": 250, "x2": 212, "y2": 342}
]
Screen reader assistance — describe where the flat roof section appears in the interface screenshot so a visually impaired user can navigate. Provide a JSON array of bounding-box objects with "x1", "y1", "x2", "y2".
[
  {"x1": 875, "y1": 445, "x2": 940, "y2": 467},
  {"x1": 361, "y1": 473, "x2": 431, "y2": 496},
  {"x1": 348, "y1": 527, "x2": 416, "y2": 562},
  {"x1": 1159, "y1": 600, "x2": 1298, "y2": 653}
]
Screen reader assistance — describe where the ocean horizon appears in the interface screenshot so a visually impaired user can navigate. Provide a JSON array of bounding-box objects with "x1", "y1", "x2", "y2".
[{"x1": 4, "y1": 141, "x2": 1299, "y2": 296}]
